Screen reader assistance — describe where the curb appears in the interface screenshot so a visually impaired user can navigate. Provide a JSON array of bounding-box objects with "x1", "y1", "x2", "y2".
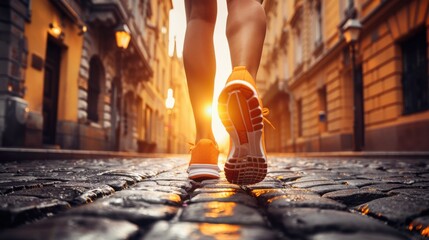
[{"x1": 0, "y1": 147, "x2": 187, "y2": 161}]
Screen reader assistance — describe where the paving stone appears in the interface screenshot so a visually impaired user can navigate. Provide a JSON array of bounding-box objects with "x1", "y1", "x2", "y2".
[
  {"x1": 193, "y1": 187, "x2": 243, "y2": 194},
  {"x1": 266, "y1": 194, "x2": 346, "y2": 210},
  {"x1": 355, "y1": 172, "x2": 404, "y2": 180},
  {"x1": 356, "y1": 194, "x2": 429, "y2": 224},
  {"x1": 314, "y1": 173, "x2": 354, "y2": 181},
  {"x1": 131, "y1": 182, "x2": 187, "y2": 199},
  {"x1": 408, "y1": 216, "x2": 429, "y2": 238},
  {"x1": 113, "y1": 190, "x2": 182, "y2": 206},
  {"x1": 291, "y1": 180, "x2": 337, "y2": 188},
  {"x1": 411, "y1": 182, "x2": 429, "y2": 188},
  {"x1": 420, "y1": 173, "x2": 429, "y2": 178},
  {"x1": 155, "y1": 180, "x2": 193, "y2": 190},
  {"x1": 323, "y1": 188, "x2": 388, "y2": 206},
  {"x1": 252, "y1": 188, "x2": 319, "y2": 205},
  {"x1": 388, "y1": 188, "x2": 429, "y2": 197},
  {"x1": 133, "y1": 181, "x2": 159, "y2": 187},
  {"x1": 268, "y1": 208, "x2": 408, "y2": 239},
  {"x1": 101, "y1": 170, "x2": 145, "y2": 182},
  {"x1": 54, "y1": 181, "x2": 116, "y2": 198},
  {"x1": 379, "y1": 176, "x2": 424, "y2": 184},
  {"x1": 309, "y1": 232, "x2": 409, "y2": 240},
  {"x1": 66, "y1": 196, "x2": 178, "y2": 224},
  {"x1": 180, "y1": 202, "x2": 265, "y2": 225},
  {"x1": 10, "y1": 186, "x2": 95, "y2": 205},
  {"x1": 267, "y1": 172, "x2": 303, "y2": 182},
  {"x1": 190, "y1": 191, "x2": 258, "y2": 207},
  {"x1": 0, "y1": 216, "x2": 139, "y2": 240},
  {"x1": 0, "y1": 195, "x2": 70, "y2": 228},
  {"x1": 152, "y1": 170, "x2": 189, "y2": 181},
  {"x1": 307, "y1": 184, "x2": 357, "y2": 195},
  {"x1": 200, "y1": 179, "x2": 231, "y2": 185},
  {"x1": 87, "y1": 175, "x2": 136, "y2": 188},
  {"x1": 361, "y1": 183, "x2": 409, "y2": 192},
  {"x1": 202, "y1": 183, "x2": 243, "y2": 190},
  {"x1": 244, "y1": 181, "x2": 284, "y2": 190},
  {"x1": 291, "y1": 176, "x2": 329, "y2": 183},
  {"x1": 0, "y1": 180, "x2": 59, "y2": 194},
  {"x1": 339, "y1": 179, "x2": 382, "y2": 187},
  {"x1": 142, "y1": 221, "x2": 283, "y2": 240}
]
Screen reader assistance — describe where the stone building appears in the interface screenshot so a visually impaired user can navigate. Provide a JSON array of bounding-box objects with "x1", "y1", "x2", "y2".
[
  {"x1": 168, "y1": 41, "x2": 196, "y2": 154},
  {"x1": 0, "y1": 0, "x2": 193, "y2": 153},
  {"x1": 259, "y1": 0, "x2": 429, "y2": 152}
]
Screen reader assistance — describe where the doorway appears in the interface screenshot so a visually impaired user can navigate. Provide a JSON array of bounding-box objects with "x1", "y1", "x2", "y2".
[{"x1": 42, "y1": 38, "x2": 62, "y2": 145}]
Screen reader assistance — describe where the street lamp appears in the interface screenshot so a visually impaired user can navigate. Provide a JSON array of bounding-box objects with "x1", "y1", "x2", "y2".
[
  {"x1": 112, "y1": 24, "x2": 131, "y2": 151},
  {"x1": 165, "y1": 88, "x2": 175, "y2": 153},
  {"x1": 342, "y1": 18, "x2": 363, "y2": 151},
  {"x1": 115, "y1": 24, "x2": 131, "y2": 49},
  {"x1": 165, "y1": 88, "x2": 175, "y2": 110},
  {"x1": 342, "y1": 19, "x2": 362, "y2": 44}
]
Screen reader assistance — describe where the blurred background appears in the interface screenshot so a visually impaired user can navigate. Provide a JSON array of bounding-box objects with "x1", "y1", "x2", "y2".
[{"x1": 0, "y1": 0, "x2": 428, "y2": 154}]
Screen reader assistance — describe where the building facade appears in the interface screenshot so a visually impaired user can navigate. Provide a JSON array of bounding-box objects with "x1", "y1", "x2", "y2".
[
  {"x1": 259, "y1": 0, "x2": 429, "y2": 152},
  {"x1": 0, "y1": 0, "x2": 193, "y2": 153}
]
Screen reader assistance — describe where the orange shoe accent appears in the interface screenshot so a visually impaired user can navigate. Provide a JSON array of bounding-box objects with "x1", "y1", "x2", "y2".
[
  {"x1": 218, "y1": 66, "x2": 267, "y2": 185},
  {"x1": 188, "y1": 139, "x2": 220, "y2": 181}
]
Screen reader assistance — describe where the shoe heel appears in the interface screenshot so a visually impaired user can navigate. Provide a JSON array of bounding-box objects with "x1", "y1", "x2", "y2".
[{"x1": 218, "y1": 81, "x2": 267, "y2": 185}]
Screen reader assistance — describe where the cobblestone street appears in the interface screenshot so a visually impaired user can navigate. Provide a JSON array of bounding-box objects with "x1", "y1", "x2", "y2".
[{"x1": 0, "y1": 155, "x2": 428, "y2": 239}]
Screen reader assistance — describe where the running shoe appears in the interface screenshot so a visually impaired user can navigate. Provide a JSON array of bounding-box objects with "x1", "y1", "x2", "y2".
[
  {"x1": 187, "y1": 139, "x2": 220, "y2": 181},
  {"x1": 218, "y1": 66, "x2": 268, "y2": 185}
]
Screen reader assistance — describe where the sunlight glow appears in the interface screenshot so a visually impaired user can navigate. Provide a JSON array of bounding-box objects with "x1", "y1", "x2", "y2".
[
  {"x1": 169, "y1": 0, "x2": 230, "y2": 150},
  {"x1": 205, "y1": 105, "x2": 213, "y2": 117},
  {"x1": 199, "y1": 223, "x2": 240, "y2": 240}
]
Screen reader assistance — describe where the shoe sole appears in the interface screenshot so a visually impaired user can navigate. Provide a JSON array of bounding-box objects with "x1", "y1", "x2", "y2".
[
  {"x1": 188, "y1": 164, "x2": 220, "y2": 181},
  {"x1": 218, "y1": 80, "x2": 267, "y2": 185}
]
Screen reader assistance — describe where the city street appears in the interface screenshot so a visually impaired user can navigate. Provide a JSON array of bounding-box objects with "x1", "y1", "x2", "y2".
[{"x1": 0, "y1": 154, "x2": 428, "y2": 239}]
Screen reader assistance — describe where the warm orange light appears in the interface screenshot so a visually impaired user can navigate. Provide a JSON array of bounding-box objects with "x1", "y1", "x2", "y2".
[
  {"x1": 409, "y1": 222, "x2": 429, "y2": 237},
  {"x1": 422, "y1": 227, "x2": 429, "y2": 237},
  {"x1": 49, "y1": 23, "x2": 62, "y2": 38},
  {"x1": 199, "y1": 223, "x2": 240, "y2": 240},
  {"x1": 205, "y1": 105, "x2": 212, "y2": 116},
  {"x1": 205, "y1": 202, "x2": 236, "y2": 218},
  {"x1": 115, "y1": 24, "x2": 131, "y2": 49},
  {"x1": 359, "y1": 204, "x2": 370, "y2": 215},
  {"x1": 165, "y1": 88, "x2": 175, "y2": 109}
]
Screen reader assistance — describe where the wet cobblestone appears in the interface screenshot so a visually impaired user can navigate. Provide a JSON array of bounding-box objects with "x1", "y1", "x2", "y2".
[{"x1": 0, "y1": 156, "x2": 428, "y2": 239}]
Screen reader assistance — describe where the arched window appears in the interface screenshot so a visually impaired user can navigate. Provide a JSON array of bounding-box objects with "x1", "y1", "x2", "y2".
[{"x1": 87, "y1": 56, "x2": 105, "y2": 122}]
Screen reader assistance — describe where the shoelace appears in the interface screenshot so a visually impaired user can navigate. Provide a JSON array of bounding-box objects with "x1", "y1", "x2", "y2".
[
  {"x1": 262, "y1": 107, "x2": 276, "y2": 129},
  {"x1": 188, "y1": 142, "x2": 195, "y2": 153}
]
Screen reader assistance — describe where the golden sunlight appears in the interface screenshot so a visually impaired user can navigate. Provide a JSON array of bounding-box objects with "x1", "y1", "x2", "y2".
[
  {"x1": 205, "y1": 105, "x2": 213, "y2": 117},
  {"x1": 205, "y1": 202, "x2": 236, "y2": 218},
  {"x1": 199, "y1": 223, "x2": 240, "y2": 240}
]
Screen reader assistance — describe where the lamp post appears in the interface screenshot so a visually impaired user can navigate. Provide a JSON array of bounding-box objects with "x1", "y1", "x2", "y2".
[
  {"x1": 342, "y1": 18, "x2": 363, "y2": 151},
  {"x1": 165, "y1": 88, "x2": 175, "y2": 153},
  {"x1": 113, "y1": 24, "x2": 131, "y2": 151}
]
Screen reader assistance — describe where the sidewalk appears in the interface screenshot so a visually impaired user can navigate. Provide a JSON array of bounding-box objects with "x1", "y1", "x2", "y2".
[{"x1": 0, "y1": 154, "x2": 428, "y2": 239}]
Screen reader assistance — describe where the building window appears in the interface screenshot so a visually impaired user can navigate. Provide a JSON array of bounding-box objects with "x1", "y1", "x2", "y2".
[
  {"x1": 22, "y1": 0, "x2": 32, "y2": 21},
  {"x1": 401, "y1": 28, "x2": 429, "y2": 115},
  {"x1": 294, "y1": 30, "x2": 303, "y2": 67},
  {"x1": 318, "y1": 86, "x2": 327, "y2": 133},
  {"x1": 339, "y1": 0, "x2": 355, "y2": 20},
  {"x1": 297, "y1": 99, "x2": 303, "y2": 137},
  {"x1": 87, "y1": 57, "x2": 104, "y2": 122},
  {"x1": 313, "y1": 0, "x2": 323, "y2": 46},
  {"x1": 145, "y1": 106, "x2": 152, "y2": 141}
]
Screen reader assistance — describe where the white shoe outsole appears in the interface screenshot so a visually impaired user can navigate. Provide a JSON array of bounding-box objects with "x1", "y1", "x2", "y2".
[{"x1": 218, "y1": 80, "x2": 267, "y2": 185}]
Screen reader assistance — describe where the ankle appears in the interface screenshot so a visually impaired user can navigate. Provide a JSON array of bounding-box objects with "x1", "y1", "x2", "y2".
[{"x1": 194, "y1": 136, "x2": 216, "y2": 145}]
